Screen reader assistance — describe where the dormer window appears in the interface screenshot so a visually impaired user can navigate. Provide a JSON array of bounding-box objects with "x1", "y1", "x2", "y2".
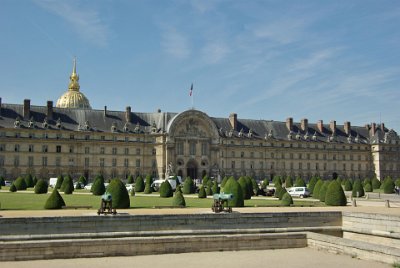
[
  {"x1": 111, "y1": 122, "x2": 117, "y2": 133},
  {"x1": 123, "y1": 122, "x2": 130, "y2": 132},
  {"x1": 28, "y1": 117, "x2": 35, "y2": 128},
  {"x1": 14, "y1": 117, "x2": 21, "y2": 128},
  {"x1": 42, "y1": 118, "x2": 48, "y2": 129},
  {"x1": 56, "y1": 118, "x2": 62, "y2": 129}
]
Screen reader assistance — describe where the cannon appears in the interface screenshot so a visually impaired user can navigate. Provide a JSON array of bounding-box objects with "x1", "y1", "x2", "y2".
[
  {"x1": 97, "y1": 192, "x2": 117, "y2": 215},
  {"x1": 211, "y1": 193, "x2": 233, "y2": 213}
]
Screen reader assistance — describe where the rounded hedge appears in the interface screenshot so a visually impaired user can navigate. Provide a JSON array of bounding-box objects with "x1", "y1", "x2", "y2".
[
  {"x1": 312, "y1": 180, "x2": 324, "y2": 199},
  {"x1": 106, "y1": 178, "x2": 130, "y2": 208},
  {"x1": 135, "y1": 176, "x2": 145, "y2": 192},
  {"x1": 223, "y1": 177, "x2": 244, "y2": 207},
  {"x1": 14, "y1": 177, "x2": 27, "y2": 190},
  {"x1": 308, "y1": 177, "x2": 318, "y2": 194},
  {"x1": 212, "y1": 180, "x2": 220, "y2": 194},
  {"x1": 364, "y1": 182, "x2": 373, "y2": 192},
  {"x1": 344, "y1": 180, "x2": 353, "y2": 191},
  {"x1": 183, "y1": 177, "x2": 195, "y2": 194},
  {"x1": 91, "y1": 178, "x2": 106, "y2": 195},
  {"x1": 238, "y1": 177, "x2": 251, "y2": 200},
  {"x1": 352, "y1": 180, "x2": 365, "y2": 197},
  {"x1": 281, "y1": 192, "x2": 293, "y2": 206},
  {"x1": 383, "y1": 179, "x2": 395, "y2": 194},
  {"x1": 44, "y1": 189, "x2": 65, "y2": 209},
  {"x1": 172, "y1": 188, "x2": 186, "y2": 207},
  {"x1": 159, "y1": 180, "x2": 173, "y2": 198},
  {"x1": 61, "y1": 176, "x2": 74, "y2": 194},
  {"x1": 9, "y1": 183, "x2": 17, "y2": 192},
  {"x1": 198, "y1": 185, "x2": 207, "y2": 198},
  {"x1": 25, "y1": 174, "x2": 34, "y2": 188},
  {"x1": 325, "y1": 181, "x2": 347, "y2": 206},
  {"x1": 319, "y1": 181, "x2": 330, "y2": 202},
  {"x1": 34, "y1": 179, "x2": 48, "y2": 194},
  {"x1": 55, "y1": 175, "x2": 64, "y2": 190}
]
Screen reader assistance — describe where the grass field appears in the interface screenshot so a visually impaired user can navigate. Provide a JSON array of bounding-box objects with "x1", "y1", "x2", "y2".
[{"x1": 0, "y1": 189, "x2": 323, "y2": 210}]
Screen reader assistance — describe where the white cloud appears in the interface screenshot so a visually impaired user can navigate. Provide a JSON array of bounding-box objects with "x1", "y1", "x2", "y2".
[
  {"x1": 34, "y1": 0, "x2": 109, "y2": 47},
  {"x1": 201, "y1": 41, "x2": 230, "y2": 64},
  {"x1": 161, "y1": 27, "x2": 191, "y2": 59}
]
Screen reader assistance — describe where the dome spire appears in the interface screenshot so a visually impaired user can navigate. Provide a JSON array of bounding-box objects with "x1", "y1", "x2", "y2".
[{"x1": 68, "y1": 57, "x2": 80, "y2": 92}]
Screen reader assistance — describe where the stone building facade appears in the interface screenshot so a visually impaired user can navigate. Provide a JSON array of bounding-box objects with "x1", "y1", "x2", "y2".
[{"x1": 0, "y1": 62, "x2": 399, "y2": 181}]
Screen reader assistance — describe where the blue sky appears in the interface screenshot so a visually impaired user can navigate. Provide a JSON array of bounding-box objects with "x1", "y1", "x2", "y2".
[{"x1": 1, "y1": 0, "x2": 400, "y2": 130}]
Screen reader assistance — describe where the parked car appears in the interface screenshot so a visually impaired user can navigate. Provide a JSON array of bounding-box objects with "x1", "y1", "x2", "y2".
[
  {"x1": 84, "y1": 183, "x2": 93, "y2": 190},
  {"x1": 287, "y1": 187, "x2": 310, "y2": 198},
  {"x1": 125, "y1": 184, "x2": 134, "y2": 192},
  {"x1": 151, "y1": 176, "x2": 182, "y2": 191},
  {"x1": 4, "y1": 180, "x2": 12, "y2": 187}
]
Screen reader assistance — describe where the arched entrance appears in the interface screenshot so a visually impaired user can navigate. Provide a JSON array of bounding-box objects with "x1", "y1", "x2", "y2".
[{"x1": 186, "y1": 160, "x2": 198, "y2": 180}]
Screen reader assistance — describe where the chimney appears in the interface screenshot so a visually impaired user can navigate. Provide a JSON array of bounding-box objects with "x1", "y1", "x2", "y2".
[
  {"x1": 46, "y1": 101, "x2": 53, "y2": 120},
  {"x1": 125, "y1": 106, "x2": 131, "y2": 122},
  {"x1": 104, "y1": 106, "x2": 107, "y2": 117},
  {"x1": 381, "y1": 123, "x2": 385, "y2": 132},
  {"x1": 229, "y1": 113, "x2": 237, "y2": 130},
  {"x1": 301, "y1": 118, "x2": 308, "y2": 132},
  {"x1": 286, "y1": 117, "x2": 293, "y2": 131},
  {"x1": 23, "y1": 99, "x2": 30, "y2": 120},
  {"x1": 330, "y1": 120, "x2": 336, "y2": 134},
  {"x1": 371, "y1": 123, "x2": 376, "y2": 135},
  {"x1": 317, "y1": 120, "x2": 324, "y2": 133},
  {"x1": 344, "y1": 121, "x2": 351, "y2": 135},
  {"x1": 0, "y1": 97, "x2": 2, "y2": 116}
]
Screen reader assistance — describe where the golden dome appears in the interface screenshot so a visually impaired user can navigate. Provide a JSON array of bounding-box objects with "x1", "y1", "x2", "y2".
[{"x1": 56, "y1": 58, "x2": 92, "y2": 109}]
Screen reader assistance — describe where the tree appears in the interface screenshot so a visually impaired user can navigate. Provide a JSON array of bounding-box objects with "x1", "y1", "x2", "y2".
[
  {"x1": 313, "y1": 180, "x2": 324, "y2": 199},
  {"x1": 220, "y1": 176, "x2": 229, "y2": 190},
  {"x1": 34, "y1": 179, "x2": 48, "y2": 194},
  {"x1": 9, "y1": 184, "x2": 17, "y2": 192},
  {"x1": 278, "y1": 187, "x2": 287, "y2": 200},
  {"x1": 206, "y1": 180, "x2": 213, "y2": 196},
  {"x1": 0, "y1": 176, "x2": 5, "y2": 186},
  {"x1": 183, "y1": 177, "x2": 195, "y2": 194},
  {"x1": 238, "y1": 177, "x2": 251, "y2": 200},
  {"x1": 32, "y1": 176, "x2": 38, "y2": 186},
  {"x1": 159, "y1": 180, "x2": 173, "y2": 198},
  {"x1": 130, "y1": 187, "x2": 135, "y2": 196},
  {"x1": 91, "y1": 177, "x2": 106, "y2": 195},
  {"x1": 144, "y1": 175, "x2": 153, "y2": 194},
  {"x1": 198, "y1": 185, "x2": 207, "y2": 198},
  {"x1": 25, "y1": 174, "x2": 34, "y2": 188},
  {"x1": 308, "y1": 177, "x2": 318, "y2": 194},
  {"x1": 281, "y1": 192, "x2": 293, "y2": 206},
  {"x1": 61, "y1": 175, "x2": 74, "y2": 194},
  {"x1": 344, "y1": 179, "x2": 353, "y2": 191},
  {"x1": 172, "y1": 187, "x2": 186, "y2": 207},
  {"x1": 352, "y1": 179, "x2": 365, "y2": 197},
  {"x1": 14, "y1": 177, "x2": 27, "y2": 190},
  {"x1": 294, "y1": 177, "x2": 306, "y2": 187},
  {"x1": 44, "y1": 189, "x2": 65, "y2": 209},
  {"x1": 127, "y1": 174, "x2": 134, "y2": 184},
  {"x1": 106, "y1": 178, "x2": 130, "y2": 208},
  {"x1": 78, "y1": 176, "x2": 87, "y2": 186},
  {"x1": 325, "y1": 181, "x2": 347, "y2": 206},
  {"x1": 319, "y1": 181, "x2": 331, "y2": 202},
  {"x1": 135, "y1": 176, "x2": 145, "y2": 192},
  {"x1": 223, "y1": 177, "x2": 244, "y2": 207},
  {"x1": 55, "y1": 175, "x2": 63, "y2": 190},
  {"x1": 212, "y1": 180, "x2": 220, "y2": 194},
  {"x1": 285, "y1": 176, "x2": 293, "y2": 188},
  {"x1": 202, "y1": 175, "x2": 210, "y2": 186},
  {"x1": 274, "y1": 184, "x2": 283, "y2": 198},
  {"x1": 382, "y1": 178, "x2": 395, "y2": 194},
  {"x1": 364, "y1": 182, "x2": 373, "y2": 192}
]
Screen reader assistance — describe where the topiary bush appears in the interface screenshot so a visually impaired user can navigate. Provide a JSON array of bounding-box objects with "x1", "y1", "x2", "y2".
[
  {"x1": 220, "y1": 176, "x2": 229, "y2": 189},
  {"x1": 395, "y1": 178, "x2": 400, "y2": 187},
  {"x1": 25, "y1": 174, "x2": 34, "y2": 188},
  {"x1": 144, "y1": 175, "x2": 153, "y2": 194},
  {"x1": 9, "y1": 183, "x2": 17, "y2": 192},
  {"x1": 312, "y1": 180, "x2": 324, "y2": 199},
  {"x1": 251, "y1": 178, "x2": 259, "y2": 196},
  {"x1": 127, "y1": 174, "x2": 134, "y2": 184},
  {"x1": 78, "y1": 176, "x2": 87, "y2": 186},
  {"x1": 130, "y1": 187, "x2": 135, "y2": 196},
  {"x1": 34, "y1": 179, "x2": 48, "y2": 194},
  {"x1": 198, "y1": 185, "x2": 207, "y2": 198},
  {"x1": 159, "y1": 180, "x2": 173, "y2": 198},
  {"x1": 308, "y1": 177, "x2": 318, "y2": 194},
  {"x1": 91, "y1": 177, "x2": 106, "y2": 195},
  {"x1": 278, "y1": 187, "x2": 287, "y2": 200},
  {"x1": 325, "y1": 181, "x2": 347, "y2": 206},
  {"x1": 285, "y1": 176, "x2": 293, "y2": 188},
  {"x1": 172, "y1": 187, "x2": 186, "y2": 207},
  {"x1": 106, "y1": 178, "x2": 130, "y2": 208},
  {"x1": 182, "y1": 177, "x2": 195, "y2": 194},
  {"x1": 363, "y1": 178, "x2": 371, "y2": 187},
  {"x1": 281, "y1": 192, "x2": 293, "y2": 206},
  {"x1": 364, "y1": 182, "x2": 373, "y2": 192},
  {"x1": 274, "y1": 184, "x2": 283, "y2": 198},
  {"x1": 32, "y1": 176, "x2": 38, "y2": 186},
  {"x1": 382, "y1": 178, "x2": 395, "y2": 194},
  {"x1": 294, "y1": 177, "x2": 306, "y2": 187},
  {"x1": 206, "y1": 181, "x2": 213, "y2": 196},
  {"x1": 135, "y1": 176, "x2": 145, "y2": 192},
  {"x1": 238, "y1": 177, "x2": 251, "y2": 200},
  {"x1": 0, "y1": 176, "x2": 5, "y2": 186},
  {"x1": 202, "y1": 175, "x2": 210, "y2": 186},
  {"x1": 61, "y1": 176, "x2": 74, "y2": 194},
  {"x1": 344, "y1": 179, "x2": 353, "y2": 191},
  {"x1": 55, "y1": 175, "x2": 63, "y2": 190},
  {"x1": 372, "y1": 178, "x2": 381, "y2": 189},
  {"x1": 44, "y1": 189, "x2": 65, "y2": 209},
  {"x1": 212, "y1": 180, "x2": 220, "y2": 194},
  {"x1": 223, "y1": 176, "x2": 244, "y2": 207},
  {"x1": 14, "y1": 177, "x2": 27, "y2": 190},
  {"x1": 352, "y1": 179, "x2": 365, "y2": 197},
  {"x1": 319, "y1": 181, "x2": 331, "y2": 202},
  {"x1": 75, "y1": 182, "x2": 82, "y2": 190},
  {"x1": 262, "y1": 178, "x2": 269, "y2": 188}
]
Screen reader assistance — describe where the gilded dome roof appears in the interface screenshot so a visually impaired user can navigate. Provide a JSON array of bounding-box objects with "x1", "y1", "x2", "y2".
[{"x1": 56, "y1": 58, "x2": 92, "y2": 109}]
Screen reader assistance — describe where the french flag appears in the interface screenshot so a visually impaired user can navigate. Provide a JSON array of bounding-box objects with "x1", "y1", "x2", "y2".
[{"x1": 189, "y1": 83, "x2": 193, "y2": 96}]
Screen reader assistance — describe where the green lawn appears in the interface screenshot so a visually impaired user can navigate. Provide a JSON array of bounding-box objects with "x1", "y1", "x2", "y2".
[{"x1": 0, "y1": 190, "x2": 324, "y2": 210}]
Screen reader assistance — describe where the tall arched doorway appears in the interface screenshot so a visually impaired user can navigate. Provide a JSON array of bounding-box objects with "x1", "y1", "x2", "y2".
[{"x1": 186, "y1": 160, "x2": 198, "y2": 180}]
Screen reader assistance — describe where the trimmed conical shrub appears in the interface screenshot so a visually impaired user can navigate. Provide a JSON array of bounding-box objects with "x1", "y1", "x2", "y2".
[
  {"x1": 144, "y1": 175, "x2": 153, "y2": 194},
  {"x1": 32, "y1": 176, "x2": 38, "y2": 186},
  {"x1": 308, "y1": 177, "x2": 318, "y2": 194},
  {"x1": 364, "y1": 182, "x2": 373, "y2": 192},
  {"x1": 212, "y1": 180, "x2": 220, "y2": 194},
  {"x1": 220, "y1": 176, "x2": 230, "y2": 191},
  {"x1": 395, "y1": 178, "x2": 400, "y2": 187},
  {"x1": 251, "y1": 178, "x2": 259, "y2": 196},
  {"x1": 34, "y1": 179, "x2": 48, "y2": 194},
  {"x1": 130, "y1": 187, "x2": 135, "y2": 196},
  {"x1": 0, "y1": 176, "x2": 5, "y2": 186},
  {"x1": 344, "y1": 179, "x2": 353, "y2": 191},
  {"x1": 363, "y1": 178, "x2": 371, "y2": 187},
  {"x1": 91, "y1": 177, "x2": 106, "y2": 195},
  {"x1": 352, "y1": 180, "x2": 365, "y2": 197},
  {"x1": 44, "y1": 189, "x2": 65, "y2": 209},
  {"x1": 285, "y1": 176, "x2": 293, "y2": 188},
  {"x1": 172, "y1": 188, "x2": 186, "y2": 207},
  {"x1": 55, "y1": 175, "x2": 63, "y2": 190},
  {"x1": 281, "y1": 192, "x2": 293, "y2": 206},
  {"x1": 78, "y1": 176, "x2": 87, "y2": 186},
  {"x1": 245, "y1": 177, "x2": 254, "y2": 196},
  {"x1": 273, "y1": 176, "x2": 282, "y2": 185},
  {"x1": 202, "y1": 175, "x2": 210, "y2": 186},
  {"x1": 61, "y1": 176, "x2": 74, "y2": 194},
  {"x1": 135, "y1": 176, "x2": 145, "y2": 192},
  {"x1": 319, "y1": 181, "x2": 331, "y2": 202},
  {"x1": 127, "y1": 174, "x2": 134, "y2": 184},
  {"x1": 9, "y1": 184, "x2": 17, "y2": 192},
  {"x1": 278, "y1": 187, "x2": 287, "y2": 200},
  {"x1": 198, "y1": 185, "x2": 207, "y2": 198},
  {"x1": 238, "y1": 177, "x2": 251, "y2": 200},
  {"x1": 295, "y1": 177, "x2": 306, "y2": 187},
  {"x1": 106, "y1": 178, "x2": 130, "y2": 208},
  {"x1": 183, "y1": 177, "x2": 195, "y2": 194},
  {"x1": 75, "y1": 182, "x2": 82, "y2": 189},
  {"x1": 313, "y1": 180, "x2": 324, "y2": 199},
  {"x1": 325, "y1": 181, "x2": 347, "y2": 206},
  {"x1": 223, "y1": 177, "x2": 244, "y2": 207},
  {"x1": 14, "y1": 177, "x2": 27, "y2": 190},
  {"x1": 159, "y1": 180, "x2": 173, "y2": 197},
  {"x1": 274, "y1": 184, "x2": 283, "y2": 198},
  {"x1": 383, "y1": 178, "x2": 395, "y2": 194},
  {"x1": 25, "y1": 174, "x2": 34, "y2": 188},
  {"x1": 206, "y1": 181, "x2": 213, "y2": 196}
]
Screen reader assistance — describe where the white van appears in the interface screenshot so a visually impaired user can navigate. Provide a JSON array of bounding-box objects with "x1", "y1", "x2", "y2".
[
  {"x1": 287, "y1": 187, "x2": 310, "y2": 198},
  {"x1": 49, "y1": 178, "x2": 58, "y2": 188}
]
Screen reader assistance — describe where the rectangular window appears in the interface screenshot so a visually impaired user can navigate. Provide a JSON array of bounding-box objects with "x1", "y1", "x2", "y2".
[
  {"x1": 177, "y1": 142, "x2": 184, "y2": 155},
  {"x1": 69, "y1": 158, "x2": 74, "y2": 167},
  {"x1": 241, "y1": 161, "x2": 245, "y2": 169},
  {"x1": 56, "y1": 157, "x2": 61, "y2": 167},
  {"x1": 42, "y1": 157, "x2": 47, "y2": 167},
  {"x1": 250, "y1": 152, "x2": 254, "y2": 158},
  {"x1": 124, "y1": 158, "x2": 129, "y2": 167},
  {"x1": 112, "y1": 158, "x2": 117, "y2": 167},
  {"x1": 85, "y1": 135, "x2": 90, "y2": 140},
  {"x1": 112, "y1": 148, "x2": 117, "y2": 155},
  {"x1": 84, "y1": 158, "x2": 89, "y2": 167},
  {"x1": 201, "y1": 142, "x2": 208, "y2": 155},
  {"x1": 136, "y1": 159, "x2": 141, "y2": 167},
  {"x1": 29, "y1": 144, "x2": 34, "y2": 152},
  {"x1": 100, "y1": 147, "x2": 105, "y2": 154},
  {"x1": 0, "y1": 144, "x2": 4, "y2": 151},
  {"x1": 231, "y1": 151, "x2": 235, "y2": 157},
  {"x1": 29, "y1": 133, "x2": 34, "y2": 138},
  {"x1": 100, "y1": 158, "x2": 105, "y2": 167},
  {"x1": 299, "y1": 162, "x2": 302, "y2": 170},
  {"x1": 240, "y1": 152, "x2": 244, "y2": 158},
  {"x1": 69, "y1": 146, "x2": 74, "y2": 153},
  {"x1": 152, "y1": 159, "x2": 157, "y2": 168},
  {"x1": 124, "y1": 148, "x2": 129, "y2": 155},
  {"x1": 56, "y1": 133, "x2": 62, "y2": 139},
  {"x1": 14, "y1": 144, "x2": 20, "y2": 152},
  {"x1": 259, "y1": 152, "x2": 263, "y2": 158},
  {"x1": 136, "y1": 148, "x2": 141, "y2": 155},
  {"x1": 316, "y1": 163, "x2": 319, "y2": 170},
  {"x1": 56, "y1": 145, "x2": 62, "y2": 153},
  {"x1": 231, "y1": 161, "x2": 235, "y2": 169},
  {"x1": 250, "y1": 161, "x2": 254, "y2": 169},
  {"x1": 84, "y1": 147, "x2": 90, "y2": 154},
  {"x1": 189, "y1": 142, "x2": 196, "y2": 155},
  {"x1": 260, "y1": 161, "x2": 263, "y2": 169},
  {"x1": 28, "y1": 156, "x2": 34, "y2": 167},
  {"x1": 152, "y1": 148, "x2": 156, "y2": 155},
  {"x1": 70, "y1": 134, "x2": 74, "y2": 139},
  {"x1": 307, "y1": 163, "x2": 310, "y2": 170},
  {"x1": 101, "y1": 136, "x2": 105, "y2": 141},
  {"x1": 14, "y1": 156, "x2": 19, "y2": 167}
]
